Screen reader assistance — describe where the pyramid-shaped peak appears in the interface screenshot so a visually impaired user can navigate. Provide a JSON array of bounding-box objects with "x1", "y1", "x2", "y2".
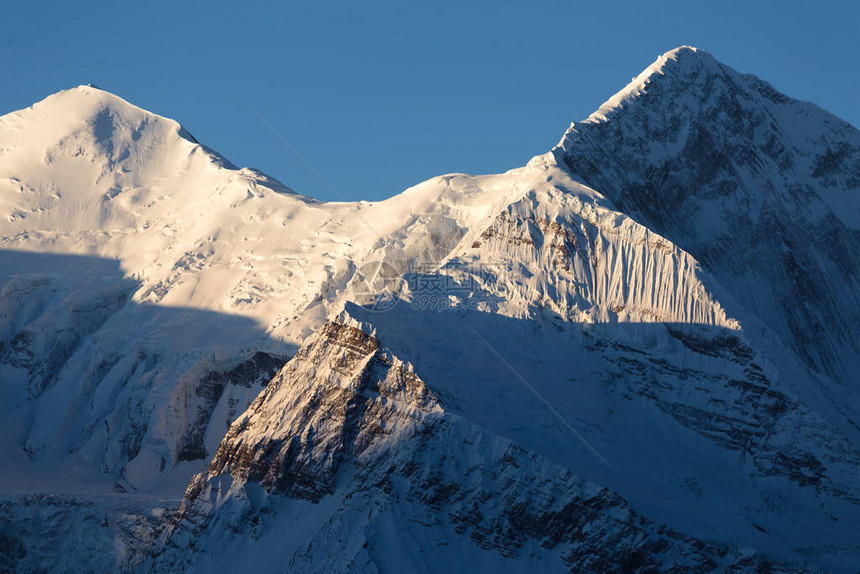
[
  {"x1": 656, "y1": 45, "x2": 723, "y2": 75},
  {"x1": 649, "y1": 45, "x2": 723, "y2": 67},
  {"x1": 572, "y1": 46, "x2": 730, "y2": 126},
  {"x1": 666, "y1": 45, "x2": 699, "y2": 55},
  {"x1": 662, "y1": 45, "x2": 705, "y2": 60}
]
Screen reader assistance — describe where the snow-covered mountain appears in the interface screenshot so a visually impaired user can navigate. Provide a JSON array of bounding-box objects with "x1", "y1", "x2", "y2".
[
  {"x1": 0, "y1": 85, "x2": 509, "y2": 492},
  {"x1": 557, "y1": 45, "x2": 860, "y2": 398},
  {"x1": 1, "y1": 46, "x2": 859, "y2": 572}
]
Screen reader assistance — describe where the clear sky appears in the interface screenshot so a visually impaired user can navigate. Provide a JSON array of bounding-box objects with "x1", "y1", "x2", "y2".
[{"x1": 2, "y1": 0, "x2": 857, "y2": 202}]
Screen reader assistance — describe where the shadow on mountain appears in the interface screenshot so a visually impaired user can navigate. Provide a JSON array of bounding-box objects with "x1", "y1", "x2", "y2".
[
  {"x1": 344, "y1": 292, "x2": 859, "y2": 512},
  {"x1": 0, "y1": 249, "x2": 293, "y2": 493}
]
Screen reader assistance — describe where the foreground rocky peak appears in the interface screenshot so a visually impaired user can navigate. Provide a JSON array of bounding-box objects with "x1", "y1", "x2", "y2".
[
  {"x1": 202, "y1": 316, "x2": 442, "y2": 502},
  {"x1": 153, "y1": 311, "x2": 800, "y2": 573}
]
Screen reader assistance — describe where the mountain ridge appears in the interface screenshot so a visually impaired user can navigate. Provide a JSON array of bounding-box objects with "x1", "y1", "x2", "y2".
[{"x1": 1, "y1": 46, "x2": 859, "y2": 572}]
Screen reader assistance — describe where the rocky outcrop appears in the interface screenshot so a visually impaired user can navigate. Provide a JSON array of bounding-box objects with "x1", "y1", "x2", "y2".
[
  {"x1": 175, "y1": 351, "x2": 286, "y2": 462},
  {"x1": 154, "y1": 316, "x2": 804, "y2": 573},
  {"x1": 194, "y1": 319, "x2": 441, "y2": 502}
]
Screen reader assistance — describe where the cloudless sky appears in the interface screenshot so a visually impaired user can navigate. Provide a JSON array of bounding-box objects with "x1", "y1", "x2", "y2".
[{"x1": 2, "y1": 0, "x2": 857, "y2": 201}]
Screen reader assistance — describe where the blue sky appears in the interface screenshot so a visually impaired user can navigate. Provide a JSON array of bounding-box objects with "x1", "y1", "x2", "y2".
[{"x1": 2, "y1": 0, "x2": 857, "y2": 201}]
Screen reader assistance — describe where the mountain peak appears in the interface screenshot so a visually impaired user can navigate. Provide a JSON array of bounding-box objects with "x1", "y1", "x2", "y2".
[
  {"x1": 657, "y1": 45, "x2": 721, "y2": 74},
  {"x1": 575, "y1": 45, "x2": 723, "y2": 127},
  {"x1": 10, "y1": 84, "x2": 198, "y2": 153},
  {"x1": 41, "y1": 84, "x2": 147, "y2": 115},
  {"x1": 661, "y1": 44, "x2": 705, "y2": 59}
]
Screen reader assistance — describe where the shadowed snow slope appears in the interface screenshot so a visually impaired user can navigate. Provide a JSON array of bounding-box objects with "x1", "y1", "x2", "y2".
[
  {"x1": 558, "y1": 46, "x2": 860, "y2": 384},
  {"x1": 2, "y1": 46, "x2": 860, "y2": 572}
]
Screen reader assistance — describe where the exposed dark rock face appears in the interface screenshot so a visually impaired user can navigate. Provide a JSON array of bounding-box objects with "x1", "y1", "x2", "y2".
[
  {"x1": 175, "y1": 351, "x2": 287, "y2": 462},
  {"x1": 203, "y1": 320, "x2": 436, "y2": 501}
]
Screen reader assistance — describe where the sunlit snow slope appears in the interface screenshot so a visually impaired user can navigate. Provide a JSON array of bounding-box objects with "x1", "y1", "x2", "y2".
[{"x1": 0, "y1": 86, "x2": 518, "y2": 491}]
